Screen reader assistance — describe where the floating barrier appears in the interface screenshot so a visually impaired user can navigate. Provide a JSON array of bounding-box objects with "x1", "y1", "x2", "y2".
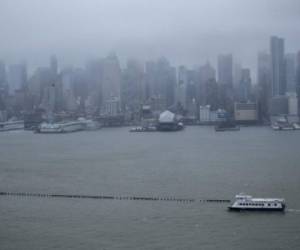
[{"x1": 0, "y1": 192, "x2": 230, "y2": 203}]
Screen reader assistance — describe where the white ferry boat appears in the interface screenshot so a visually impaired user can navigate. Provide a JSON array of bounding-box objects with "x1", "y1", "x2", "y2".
[
  {"x1": 228, "y1": 194, "x2": 285, "y2": 212},
  {"x1": 77, "y1": 118, "x2": 101, "y2": 131},
  {"x1": 37, "y1": 121, "x2": 85, "y2": 133},
  {"x1": 0, "y1": 120, "x2": 24, "y2": 132}
]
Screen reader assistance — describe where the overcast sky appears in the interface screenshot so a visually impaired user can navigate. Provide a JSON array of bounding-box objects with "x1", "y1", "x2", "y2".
[{"x1": 0, "y1": 0, "x2": 300, "y2": 72}]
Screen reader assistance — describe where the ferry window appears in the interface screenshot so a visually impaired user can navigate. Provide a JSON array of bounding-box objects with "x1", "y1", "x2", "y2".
[
  {"x1": 268, "y1": 204, "x2": 271, "y2": 206},
  {"x1": 274, "y1": 204, "x2": 277, "y2": 206}
]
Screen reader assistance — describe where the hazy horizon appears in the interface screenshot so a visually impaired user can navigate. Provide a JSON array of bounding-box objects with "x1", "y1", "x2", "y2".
[{"x1": 1, "y1": 0, "x2": 300, "y2": 73}]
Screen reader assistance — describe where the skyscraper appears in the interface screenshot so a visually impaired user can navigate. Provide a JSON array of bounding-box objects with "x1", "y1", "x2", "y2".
[
  {"x1": 217, "y1": 54, "x2": 234, "y2": 112},
  {"x1": 198, "y1": 62, "x2": 216, "y2": 105},
  {"x1": 7, "y1": 63, "x2": 27, "y2": 95},
  {"x1": 0, "y1": 61, "x2": 6, "y2": 88},
  {"x1": 145, "y1": 57, "x2": 176, "y2": 110},
  {"x1": 257, "y1": 52, "x2": 271, "y2": 120},
  {"x1": 121, "y1": 59, "x2": 145, "y2": 115},
  {"x1": 296, "y1": 51, "x2": 300, "y2": 116},
  {"x1": 50, "y1": 55, "x2": 58, "y2": 76},
  {"x1": 285, "y1": 53, "x2": 296, "y2": 93},
  {"x1": 217, "y1": 54, "x2": 233, "y2": 87},
  {"x1": 239, "y1": 68, "x2": 251, "y2": 102},
  {"x1": 101, "y1": 53, "x2": 122, "y2": 115},
  {"x1": 270, "y1": 36, "x2": 286, "y2": 96},
  {"x1": 176, "y1": 66, "x2": 188, "y2": 109}
]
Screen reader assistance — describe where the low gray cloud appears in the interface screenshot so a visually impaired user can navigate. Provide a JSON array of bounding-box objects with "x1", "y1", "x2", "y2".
[{"x1": 0, "y1": 0, "x2": 299, "y2": 72}]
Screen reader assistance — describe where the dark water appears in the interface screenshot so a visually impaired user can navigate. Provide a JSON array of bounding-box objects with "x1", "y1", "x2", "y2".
[{"x1": 0, "y1": 127, "x2": 300, "y2": 249}]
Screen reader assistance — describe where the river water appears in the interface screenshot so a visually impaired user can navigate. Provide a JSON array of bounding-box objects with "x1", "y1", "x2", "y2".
[{"x1": 0, "y1": 127, "x2": 300, "y2": 249}]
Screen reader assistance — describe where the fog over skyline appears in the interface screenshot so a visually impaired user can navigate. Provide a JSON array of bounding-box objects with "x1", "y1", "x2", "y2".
[{"x1": 1, "y1": 0, "x2": 300, "y2": 74}]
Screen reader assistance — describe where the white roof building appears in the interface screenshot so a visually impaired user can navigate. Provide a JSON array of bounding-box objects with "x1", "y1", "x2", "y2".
[{"x1": 159, "y1": 110, "x2": 176, "y2": 123}]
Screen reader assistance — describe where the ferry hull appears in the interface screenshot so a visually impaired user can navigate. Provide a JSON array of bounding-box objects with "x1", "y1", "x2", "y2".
[{"x1": 228, "y1": 206, "x2": 285, "y2": 212}]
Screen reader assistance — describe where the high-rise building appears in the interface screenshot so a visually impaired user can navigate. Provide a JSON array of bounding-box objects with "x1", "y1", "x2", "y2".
[
  {"x1": 233, "y1": 63, "x2": 242, "y2": 88},
  {"x1": 7, "y1": 63, "x2": 27, "y2": 95},
  {"x1": 145, "y1": 57, "x2": 176, "y2": 110},
  {"x1": 257, "y1": 52, "x2": 271, "y2": 120},
  {"x1": 198, "y1": 62, "x2": 216, "y2": 105},
  {"x1": 0, "y1": 61, "x2": 6, "y2": 112},
  {"x1": 285, "y1": 53, "x2": 297, "y2": 93},
  {"x1": 296, "y1": 51, "x2": 300, "y2": 116},
  {"x1": 50, "y1": 55, "x2": 58, "y2": 76},
  {"x1": 176, "y1": 66, "x2": 188, "y2": 109},
  {"x1": 101, "y1": 53, "x2": 122, "y2": 115},
  {"x1": 0, "y1": 61, "x2": 6, "y2": 87},
  {"x1": 121, "y1": 59, "x2": 145, "y2": 115},
  {"x1": 217, "y1": 54, "x2": 234, "y2": 112},
  {"x1": 85, "y1": 59, "x2": 103, "y2": 111},
  {"x1": 34, "y1": 67, "x2": 57, "y2": 112},
  {"x1": 239, "y1": 68, "x2": 252, "y2": 102},
  {"x1": 102, "y1": 54, "x2": 121, "y2": 98},
  {"x1": 270, "y1": 36, "x2": 286, "y2": 96},
  {"x1": 218, "y1": 54, "x2": 233, "y2": 87},
  {"x1": 60, "y1": 68, "x2": 77, "y2": 112}
]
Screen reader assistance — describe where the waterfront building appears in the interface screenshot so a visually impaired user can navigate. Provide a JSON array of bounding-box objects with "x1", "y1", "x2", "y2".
[
  {"x1": 270, "y1": 96, "x2": 288, "y2": 116},
  {"x1": 234, "y1": 102, "x2": 258, "y2": 123},
  {"x1": 157, "y1": 110, "x2": 183, "y2": 131},
  {"x1": 199, "y1": 105, "x2": 211, "y2": 123},
  {"x1": 103, "y1": 96, "x2": 120, "y2": 116},
  {"x1": 270, "y1": 36, "x2": 286, "y2": 96},
  {"x1": 287, "y1": 93, "x2": 298, "y2": 116}
]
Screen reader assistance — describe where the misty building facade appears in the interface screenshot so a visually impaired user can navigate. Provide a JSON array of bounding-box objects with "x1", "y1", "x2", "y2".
[
  {"x1": 238, "y1": 68, "x2": 252, "y2": 102},
  {"x1": 257, "y1": 52, "x2": 272, "y2": 120},
  {"x1": 101, "y1": 53, "x2": 122, "y2": 115},
  {"x1": 198, "y1": 62, "x2": 216, "y2": 106},
  {"x1": 218, "y1": 54, "x2": 233, "y2": 87},
  {"x1": 121, "y1": 59, "x2": 145, "y2": 118},
  {"x1": 285, "y1": 53, "x2": 297, "y2": 93},
  {"x1": 270, "y1": 36, "x2": 286, "y2": 96},
  {"x1": 145, "y1": 58, "x2": 176, "y2": 111},
  {"x1": 7, "y1": 63, "x2": 27, "y2": 95}
]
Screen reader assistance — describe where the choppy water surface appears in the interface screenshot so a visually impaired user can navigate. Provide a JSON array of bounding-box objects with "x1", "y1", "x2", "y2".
[{"x1": 0, "y1": 127, "x2": 300, "y2": 249}]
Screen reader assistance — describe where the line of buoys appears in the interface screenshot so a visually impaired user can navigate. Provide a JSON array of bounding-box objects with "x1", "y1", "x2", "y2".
[
  {"x1": 202, "y1": 199, "x2": 231, "y2": 203},
  {"x1": 0, "y1": 192, "x2": 230, "y2": 203}
]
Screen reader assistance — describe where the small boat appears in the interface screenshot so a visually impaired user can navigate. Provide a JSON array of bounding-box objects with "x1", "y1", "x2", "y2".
[{"x1": 228, "y1": 194, "x2": 285, "y2": 212}]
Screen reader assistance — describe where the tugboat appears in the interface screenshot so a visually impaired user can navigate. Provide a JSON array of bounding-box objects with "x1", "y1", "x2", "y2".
[{"x1": 228, "y1": 194, "x2": 285, "y2": 212}]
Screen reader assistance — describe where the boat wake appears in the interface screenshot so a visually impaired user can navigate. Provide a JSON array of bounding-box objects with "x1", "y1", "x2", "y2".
[{"x1": 287, "y1": 209, "x2": 300, "y2": 213}]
